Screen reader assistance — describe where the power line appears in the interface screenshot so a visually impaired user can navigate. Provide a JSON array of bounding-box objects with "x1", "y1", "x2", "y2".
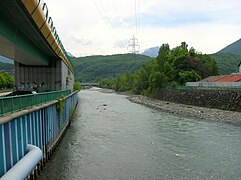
[
  {"x1": 135, "y1": 0, "x2": 138, "y2": 37},
  {"x1": 111, "y1": 0, "x2": 128, "y2": 38},
  {"x1": 92, "y1": 0, "x2": 118, "y2": 42},
  {"x1": 128, "y1": 0, "x2": 140, "y2": 53},
  {"x1": 137, "y1": 0, "x2": 141, "y2": 41},
  {"x1": 93, "y1": 0, "x2": 141, "y2": 54}
]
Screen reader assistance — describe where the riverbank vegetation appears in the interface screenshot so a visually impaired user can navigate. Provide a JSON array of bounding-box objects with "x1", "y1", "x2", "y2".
[
  {"x1": 0, "y1": 71, "x2": 14, "y2": 89},
  {"x1": 98, "y1": 42, "x2": 219, "y2": 95},
  {"x1": 73, "y1": 81, "x2": 81, "y2": 91}
]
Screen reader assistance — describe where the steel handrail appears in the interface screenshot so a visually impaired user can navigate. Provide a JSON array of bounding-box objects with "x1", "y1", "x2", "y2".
[{"x1": 0, "y1": 90, "x2": 71, "y2": 116}]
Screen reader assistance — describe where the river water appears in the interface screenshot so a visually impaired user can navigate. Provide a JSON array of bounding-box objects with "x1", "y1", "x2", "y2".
[{"x1": 39, "y1": 88, "x2": 241, "y2": 180}]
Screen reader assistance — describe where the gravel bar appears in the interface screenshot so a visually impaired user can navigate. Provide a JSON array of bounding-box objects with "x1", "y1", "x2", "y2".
[{"x1": 128, "y1": 95, "x2": 241, "y2": 127}]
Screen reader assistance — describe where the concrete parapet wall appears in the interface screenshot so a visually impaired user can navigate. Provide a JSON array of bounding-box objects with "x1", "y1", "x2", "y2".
[
  {"x1": 153, "y1": 89, "x2": 241, "y2": 111},
  {"x1": 0, "y1": 91, "x2": 78, "y2": 178}
]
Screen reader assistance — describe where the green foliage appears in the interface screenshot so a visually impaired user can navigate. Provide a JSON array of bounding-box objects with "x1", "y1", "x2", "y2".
[
  {"x1": 98, "y1": 78, "x2": 115, "y2": 89},
  {"x1": 56, "y1": 95, "x2": 65, "y2": 117},
  {"x1": 149, "y1": 71, "x2": 167, "y2": 90},
  {"x1": 98, "y1": 42, "x2": 219, "y2": 95},
  {"x1": 212, "y1": 38, "x2": 241, "y2": 75},
  {"x1": 211, "y1": 53, "x2": 241, "y2": 74},
  {"x1": 178, "y1": 70, "x2": 201, "y2": 85},
  {"x1": 0, "y1": 71, "x2": 14, "y2": 89},
  {"x1": 73, "y1": 81, "x2": 81, "y2": 91},
  {"x1": 0, "y1": 62, "x2": 14, "y2": 89},
  {"x1": 70, "y1": 54, "x2": 152, "y2": 82}
]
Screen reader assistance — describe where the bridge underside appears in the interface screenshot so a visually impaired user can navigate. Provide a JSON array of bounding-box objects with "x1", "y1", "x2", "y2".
[
  {"x1": 0, "y1": 36, "x2": 47, "y2": 66},
  {"x1": 0, "y1": 0, "x2": 74, "y2": 92},
  {"x1": 0, "y1": 0, "x2": 56, "y2": 65}
]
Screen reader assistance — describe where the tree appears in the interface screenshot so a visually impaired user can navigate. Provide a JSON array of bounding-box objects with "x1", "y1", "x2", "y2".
[
  {"x1": 156, "y1": 43, "x2": 170, "y2": 70},
  {"x1": 98, "y1": 42, "x2": 219, "y2": 95},
  {"x1": 149, "y1": 71, "x2": 167, "y2": 90},
  {"x1": 0, "y1": 72, "x2": 14, "y2": 89},
  {"x1": 178, "y1": 70, "x2": 201, "y2": 85}
]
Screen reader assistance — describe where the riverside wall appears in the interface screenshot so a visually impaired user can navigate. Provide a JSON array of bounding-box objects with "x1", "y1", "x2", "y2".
[
  {"x1": 0, "y1": 91, "x2": 78, "y2": 179},
  {"x1": 153, "y1": 89, "x2": 241, "y2": 112}
]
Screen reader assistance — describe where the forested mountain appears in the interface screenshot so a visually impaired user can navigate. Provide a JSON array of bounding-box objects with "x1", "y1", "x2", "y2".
[
  {"x1": 209, "y1": 38, "x2": 241, "y2": 74},
  {"x1": 0, "y1": 38, "x2": 240, "y2": 82},
  {"x1": 0, "y1": 62, "x2": 14, "y2": 75},
  {"x1": 217, "y1": 39, "x2": 241, "y2": 55},
  {"x1": 70, "y1": 54, "x2": 152, "y2": 82},
  {"x1": 211, "y1": 53, "x2": 241, "y2": 74},
  {"x1": 67, "y1": 52, "x2": 75, "y2": 57},
  {"x1": 141, "y1": 47, "x2": 159, "y2": 57}
]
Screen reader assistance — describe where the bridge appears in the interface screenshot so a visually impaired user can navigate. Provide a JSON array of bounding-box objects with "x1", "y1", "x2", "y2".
[
  {"x1": 0, "y1": 0, "x2": 78, "y2": 179},
  {"x1": 0, "y1": 0, "x2": 74, "y2": 92}
]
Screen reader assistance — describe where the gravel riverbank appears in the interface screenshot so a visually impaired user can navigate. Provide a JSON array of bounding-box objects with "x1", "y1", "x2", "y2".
[
  {"x1": 128, "y1": 95, "x2": 241, "y2": 127},
  {"x1": 95, "y1": 88, "x2": 241, "y2": 127}
]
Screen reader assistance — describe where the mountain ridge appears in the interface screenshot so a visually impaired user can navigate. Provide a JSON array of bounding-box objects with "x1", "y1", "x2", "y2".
[
  {"x1": 141, "y1": 46, "x2": 159, "y2": 57},
  {"x1": 216, "y1": 38, "x2": 241, "y2": 55},
  {"x1": 70, "y1": 53, "x2": 152, "y2": 82}
]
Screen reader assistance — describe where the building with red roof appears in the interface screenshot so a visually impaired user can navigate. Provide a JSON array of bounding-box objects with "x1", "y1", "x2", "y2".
[
  {"x1": 186, "y1": 64, "x2": 241, "y2": 87},
  {"x1": 200, "y1": 75, "x2": 226, "y2": 82},
  {"x1": 214, "y1": 74, "x2": 241, "y2": 82}
]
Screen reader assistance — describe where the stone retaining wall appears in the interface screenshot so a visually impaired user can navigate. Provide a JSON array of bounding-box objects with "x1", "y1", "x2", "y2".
[{"x1": 153, "y1": 89, "x2": 241, "y2": 112}]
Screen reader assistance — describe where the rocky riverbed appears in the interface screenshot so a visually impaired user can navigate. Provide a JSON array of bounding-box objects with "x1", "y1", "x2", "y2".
[
  {"x1": 96, "y1": 88, "x2": 241, "y2": 127},
  {"x1": 128, "y1": 95, "x2": 241, "y2": 127}
]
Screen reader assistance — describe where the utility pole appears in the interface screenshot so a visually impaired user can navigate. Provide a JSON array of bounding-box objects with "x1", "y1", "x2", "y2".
[{"x1": 127, "y1": 35, "x2": 140, "y2": 54}]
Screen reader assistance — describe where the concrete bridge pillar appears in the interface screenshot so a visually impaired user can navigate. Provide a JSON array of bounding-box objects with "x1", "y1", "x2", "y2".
[{"x1": 14, "y1": 60, "x2": 74, "y2": 92}]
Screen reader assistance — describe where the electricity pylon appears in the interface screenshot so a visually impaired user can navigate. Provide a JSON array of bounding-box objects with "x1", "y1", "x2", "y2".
[{"x1": 127, "y1": 35, "x2": 140, "y2": 54}]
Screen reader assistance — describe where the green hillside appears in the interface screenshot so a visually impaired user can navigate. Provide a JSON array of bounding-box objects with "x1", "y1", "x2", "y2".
[
  {"x1": 0, "y1": 62, "x2": 14, "y2": 75},
  {"x1": 70, "y1": 54, "x2": 152, "y2": 82},
  {"x1": 211, "y1": 53, "x2": 241, "y2": 74},
  {"x1": 209, "y1": 38, "x2": 241, "y2": 75},
  {"x1": 217, "y1": 39, "x2": 241, "y2": 55}
]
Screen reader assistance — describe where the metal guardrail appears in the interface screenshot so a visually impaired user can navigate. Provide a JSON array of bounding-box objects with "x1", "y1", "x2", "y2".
[
  {"x1": 0, "y1": 90, "x2": 71, "y2": 116},
  {"x1": 1, "y1": 144, "x2": 42, "y2": 180},
  {"x1": 0, "y1": 91, "x2": 78, "y2": 178}
]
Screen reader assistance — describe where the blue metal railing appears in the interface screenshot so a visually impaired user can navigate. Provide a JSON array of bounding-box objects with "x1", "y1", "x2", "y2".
[{"x1": 0, "y1": 91, "x2": 78, "y2": 178}]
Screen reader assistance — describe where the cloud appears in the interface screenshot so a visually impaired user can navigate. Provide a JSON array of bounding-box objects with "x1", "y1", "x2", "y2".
[
  {"x1": 68, "y1": 34, "x2": 92, "y2": 46},
  {"x1": 44, "y1": 0, "x2": 241, "y2": 56},
  {"x1": 138, "y1": 0, "x2": 241, "y2": 27},
  {"x1": 114, "y1": 39, "x2": 128, "y2": 48}
]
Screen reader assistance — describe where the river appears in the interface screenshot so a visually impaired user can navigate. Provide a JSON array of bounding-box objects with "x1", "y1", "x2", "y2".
[{"x1": 39, "y1": 88, "x2": 241, "y2": 180}]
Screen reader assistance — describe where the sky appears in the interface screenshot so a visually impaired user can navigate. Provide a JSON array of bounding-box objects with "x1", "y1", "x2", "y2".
[{"x1": 44, "y1": 0, "x2": 241, "y2": 57}]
